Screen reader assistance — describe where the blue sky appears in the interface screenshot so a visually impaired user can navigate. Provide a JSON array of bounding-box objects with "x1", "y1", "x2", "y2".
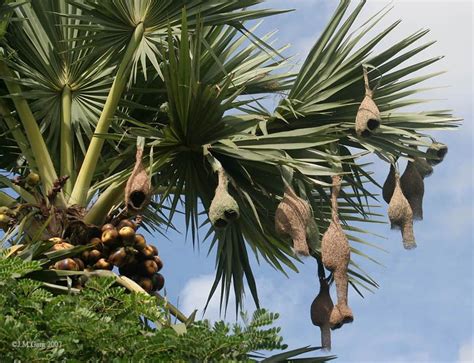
[{"x1": 154, "y1": 1, "x2": 473, "y2": 362}]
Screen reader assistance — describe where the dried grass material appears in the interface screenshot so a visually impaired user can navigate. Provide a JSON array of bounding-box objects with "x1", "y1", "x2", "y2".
[
  {"x1": 321, "y1": 175, "x2": 353, "y2": 329},
  {"x1": 275, "y1": 185, "x2": 311, "y2": 256},
  {"x1": 427, "y1": 142, "x2": 448, "y2": 165},
  {"x1": 209, "y1": 169, "x2": 240, "y2": 229},
  {"x1": 400, "y1": 161, "x2": 424, "y2": 220},
  {"x1": 310, "y1": 278, "x2": 333, "y2": 350},
  {"x1": 388, "y1": 172, "x2": 416, "y2": 249},
  {"x1": 355, "y1": 67, "x2": 381, "y2": 137},
  {"x1": 382, "y1": 164, "x2": 396, "y2": 204},
  {"x1": 414, "y1": 157, "x2": 433, "y2": 178},
  {"x1": 125, "y1": 147, "x2": 151, "y2": 212}
]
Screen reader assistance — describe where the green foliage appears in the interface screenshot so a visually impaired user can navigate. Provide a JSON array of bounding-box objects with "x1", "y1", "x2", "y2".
[{"x1": 0, "y1": 256, "x2": 333, "y2": 362}]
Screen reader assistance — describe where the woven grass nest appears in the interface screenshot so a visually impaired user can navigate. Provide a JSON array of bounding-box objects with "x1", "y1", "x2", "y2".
[
  {"x1": 321, "y1": 175, "x2": 353, "y2": 329},
  {"x1": 388, "y1": 171, "x2": 416, "y2": 249},
  {"x1": 355, "y1": 66, "x2": 381, "y2": 137},
  {"x1": 209, "y1": 168, "x2": 240, "y2": 229},
  {"x1": 125, "y1": 146, "x2": 151, "y2": 212},
  {"x1": 275, "y1": 184, "x2": 312, "y2": 256},
  {"x1": 310, "y1": 277, "x2": 334, "y2": 350}
]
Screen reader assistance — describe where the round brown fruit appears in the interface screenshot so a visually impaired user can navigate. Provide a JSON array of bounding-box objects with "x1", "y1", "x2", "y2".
[
  {"x1": 134, "y1": 234, "x2": 146, "y2": 250},
  {"x1": 142, "y1": 260, "x2": 158, "y2": 276},
  {"x1": 102, "y1": 228, "x2": 118, "y2": 245},
  {"x1": 119, "y1": 226, "x2": 135, "y2": 243},
  {"x1": 137, "y1": 277, "x2": 153, "y2": 292},
  {"x1": 53, "y1": 258, "x2": 79, "y2": 271},
  {"x1": 150, "y1": 245, "x2": 158, "y2": 256},
  {"x1": 117, "y1": 219, "x2": 137, "y2": 231},
  {"x1": 108, "y1": 247, "x2": 127, "y2": 267},
  {"x1": 25, "y1": 172, "x2": 40, "y2": 186},
  {"x1": 73, "y1": 258, "x2": 85, "y2": 270},
  {"x1": 153, "y1": 256, "x2": 163, "y2": 271},
  {"x1": 48, "y1": 237, "x2": 63, "y2": 244},
  {"x1": 141, "y1": 245, "x2": 155, "y2": 258},
  {"x1": 88, "y1": 249, "x2": 102, "y2": 263},
  {"x1": 101, "y1": 223, "x2": 115, "y2": 232},
  {"x1": 94, "y1": 258, "x2": 112, "y2": 270},
  {"x1": 151, "y1": 273, "x2": 165, "y2": 291},
  {"x1": 81, "y1": 250, "x2": 90, "y2": 262},
  {"x1": 48, "y1": 242, "x2": 74, "y2": 252}
]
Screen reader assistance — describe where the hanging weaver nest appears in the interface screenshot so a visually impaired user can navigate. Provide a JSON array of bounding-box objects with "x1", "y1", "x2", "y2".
[
  {"x1": 209, "y1": 168, "x2": 240, "y2": 229},
  {"x1": 125, "y1": 146, "x2": 151, "y2": 212},
  {"x1": 427, "y1": 142, "x2": 448, "y2": 165},
  {"x1": 388, "y1": 171, "x2": 416, "y2": 249},
  {"x1": 310, "y1": 277, "x2": 334, "y2": 351},
  {"x1": 355, "y1": 66, "x2": 381, "y2": 137},
  {"x1": 400, "y1": 161, "x2": 424, "y2": 220},
  {"x1": 382, "y1": 164, "x2": 396, "y2": 204},
  {"x1": 275, "y1": 184, "x2": 312, "y2": 256},
  {"x1": 321, "y1": 175, "x2": 353, "y2": 329},
  {"x1": 414, "y1": 157, "x2": 433, "y2": 178}
]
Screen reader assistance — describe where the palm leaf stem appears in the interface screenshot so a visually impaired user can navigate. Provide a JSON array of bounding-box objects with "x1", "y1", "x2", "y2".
[
  {"x1": 60, "y1": 84, "x2": 73, "y2": 195},
  {"x1": 70, "y1": 22, "x2": 145, "y2": 207}
]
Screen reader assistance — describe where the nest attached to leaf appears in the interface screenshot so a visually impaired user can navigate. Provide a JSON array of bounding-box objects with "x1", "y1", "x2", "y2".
[
  {"x1": 382, "y1": 164, "x2": 396, "y2": 204},
  {"x1": 388, "y1": 172, "x2": 416, "y2": 249},
  {"x1": 400, "y1": 161, "x2": 424, "y2": 220},
  {"x1": 427, "y1": 142, "x2": 448, "y2": 165},
  {"x1": 275, "y1": 185, "x2": 312, "y2": 256},
  {"x1": 355, "y1": 66, "x2": 381, "y2": 137},
  {"x1": 125, "y1": 147, "x2": 151, "y2": 212},
  {"x1": 321, "y1": 175, "x2": 353, "y2": 329},
  {"x1": 209, "y1": 169, "x2": 240, "y2": 229},
  {"x1": 310, "y1": 278, "x2": 334, "y2": 350}
]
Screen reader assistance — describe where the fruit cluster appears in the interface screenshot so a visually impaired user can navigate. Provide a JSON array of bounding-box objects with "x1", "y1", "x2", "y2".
[{"x1": 49, "y1": 219, "x2": 164, "y2": 293}]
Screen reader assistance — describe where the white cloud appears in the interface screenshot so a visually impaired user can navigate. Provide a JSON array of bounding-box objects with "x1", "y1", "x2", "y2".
[{"x1": 458, "y1": 338, "x2": 474, "y2": 363}]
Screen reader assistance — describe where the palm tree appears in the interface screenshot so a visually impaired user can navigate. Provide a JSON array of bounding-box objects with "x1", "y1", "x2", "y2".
[{"x1": 0, "y1": 0, "x2": 459, "y2": 351}]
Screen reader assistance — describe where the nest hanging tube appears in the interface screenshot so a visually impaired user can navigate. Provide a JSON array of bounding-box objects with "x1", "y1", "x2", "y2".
[
  {"x1": 125, "y1": 144, "x2": 152, "y2": 212},
  {"x1": 355, "y1": 66, "x2": 381, "y2": 137},
  {"x1": 209, "y1": 168, "x2": 239, "y2": 229},
  {"x1": 310, "y1": 277, "x2": 334, "y2": 351},
  {"x1": 427, "y1": 142, "x2": 448, "y2": 165},
  {"x1": 321, "y1": 175, "x2": 353, "y2": 329},
  {"x1": 388, "y1": 171, "x2": 416, "y2": 250},
  {"x1": 414, "y1": 157, "x2": 433, "y2": 178},
  {"x1": 275, "y1": 184, "x2": 312, "y2": 256},
  {"x1": 400, "y1": 161, "x2": 425, "y2": 220}
]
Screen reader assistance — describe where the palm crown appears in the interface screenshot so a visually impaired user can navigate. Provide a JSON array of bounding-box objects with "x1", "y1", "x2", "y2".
[{"x1": 0, "y1": 0, "x2": 459, "y2": 345}]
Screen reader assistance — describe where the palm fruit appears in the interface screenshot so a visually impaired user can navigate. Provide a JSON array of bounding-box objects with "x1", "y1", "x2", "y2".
[
  {"x1": 88, "y1": 249, "x2": 102, "y2": 264},
  {"x1": 142, "y1": 260, "x2": 158, "y2": 276},
  {"x1": 101, "y1": 223, "x2": 115, "y2": 232},
  {"x1": 134, "y1": 234, "x2": 147, "y2": 250},
  {"x1": 48, "y1": 241, "x2": 74, "y2": 252},
  {"x1": 310, "y1": 278, "x2": 334, "y2": 351},
  {"x1": 153, "y1": 256, "x2": 163, "y2": 271},
  {"x1": 141, "y1": 245, "x2": 155, "y2": 258},
  {"x1": 275, "y1": 184, "x2": 312, "y2": 256},
  {"x1": 89, "y1": 237, "x2": 102, "y2": 247},
  {"x1": 108, "y1": 247, "x2": 128, "y2": 267},
  {"x1": 355, "y1": 66, "x2": 381, "y2": 137},
  {"x1": 94, "y1": 258, "x2": 112, "y2": 270},
  {"x1": 413, "y1": 157, "x2": 433, "y2": 178},
  {"x1": 117, "y1": 219, "x2": 137, "y2": 231},
  {"x1": 119, "y1": 262, "x2": 139, "y2": 276},
  {"x1": 125, "y1": 145, "x2": 151, "y2": 212},
  {"x1": 137, "y1": 277, "x2": 154, "y2": 292},
  {"x1": 427, "y1": 142, "x2": 448, "y2": 165},
  {"x1": 382, "y1": 164, "x2": 396, "y2": 204},
  {"x1": 321, "y1": 175, "x2": 353, "y2": 329},
  {"x1": 53, "y1": 258, "x2": 79, "y2": 271},
  {"x1": 388, "y1": 171, "x2": 416, "y2": 249},
  {"x1": 119, "y1": 226, "x2": 135, "y2": 245},
  {"x1": 151, "y1": 273, "x2": 165, "y2": 291},
  {"x1": 400, "y1": 161, "x2": 424, "y2": 220},
  {"x1": 0, "y1": 213, "x2": 10, "y2": 230},
  {"x1": 209, "y1": 168, "x2": 239, "y2": 229},
  {"x1": 25, "y1": 172, "x2": 40, "y2": 186},
  {"x1": 101, "y1": 227, "x2": 118, "y2": 245},
  {"x1": 73, "y1": 258, "x2": 85, "y2": 271}
]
